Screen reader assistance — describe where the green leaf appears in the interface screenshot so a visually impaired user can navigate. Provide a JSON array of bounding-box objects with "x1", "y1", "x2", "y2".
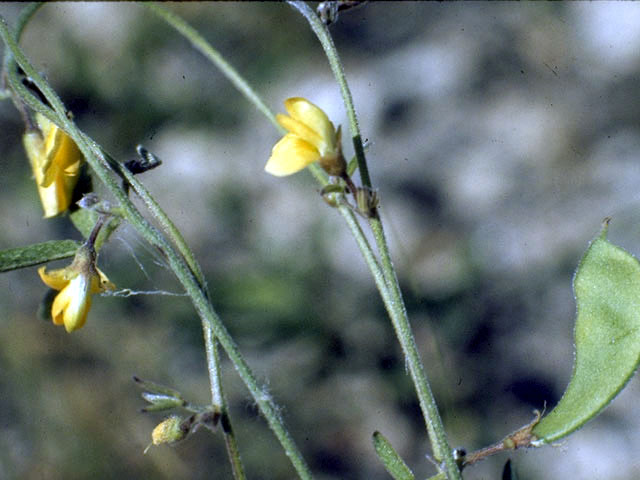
[
  {"x1": 372, "y1": 431, "x2": 415, "y2": 480},
  {"x1": 133, "y1": 376, "x2": 185, "y2": 399},
  {"x1": 0, "y1": 240, "x2": 80, "y2": 272},
  {"x1": 69, "y1": 208, "x2": 97, "y2": 239},
  {"x1": 532, "y1": 222, "x2": 640, "y2": 444},
  {"x1": 425, "y1": 474, "x2": 446, "y2": 480},
  {"x1": 69, "y1": 208, "x2": 120, "y2": 250},
  {"x1": 347, "y1": 153, "x2": 358, "y2": 177}
]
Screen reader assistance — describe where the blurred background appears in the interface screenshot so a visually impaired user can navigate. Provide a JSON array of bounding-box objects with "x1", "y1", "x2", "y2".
[{"x1": 1, "y1": 2, "x2": 639, "y2": 479}]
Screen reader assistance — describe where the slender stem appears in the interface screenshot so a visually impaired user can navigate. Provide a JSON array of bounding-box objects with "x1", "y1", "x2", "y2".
[
  {"x1": 119, "y1": 166, "x2": 245, "y2": 480},
  {"x1": 97, "y1": 141, "x2": 301, "y2": 480},
  {"x1": 287, "y1": 1, "x2": 371, "y2": 189},
  {"x1": 338, "y1": 207, "x2": 458, "y2": 478},
  {"x1": 287, "y1": 3, "x2": 460, "y2": 479},
  {"x1": 119, "y1": 167, "x2": 208, "y2": 295},
  {"x1": 370, "y1": 218, "x2": 402, "y2": 310},
  {"x1": 3, "y1": 4, "x2": 453, "y2": 478},
  {"x1": 210, "y1": 337, "x2": 247, "y2": 480},
  {"x1": 1, "y1": 3, "x2": 42, "y2": 112},
  {"x1": 15, "y1": 3, "x2": 42, "y2": 36},
  {"x1": 0, "y1": 17, "x2": 310, "y2": 480},
  {"x1": 145, "y1": 2, "x2": 330, "y2": 191},
  {"x1": 146, "y1": 3, "x2": 279, "y2": 132},
  {"x1": 11, "y1": 5, "x2": 243, "y2": 476},
  {"x1": 146, "y1": 3, "x2": 457, "y2": 477}
]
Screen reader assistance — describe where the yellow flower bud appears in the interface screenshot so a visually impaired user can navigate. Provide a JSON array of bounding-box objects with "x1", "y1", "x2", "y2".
[
  {"x1": 151, "y1": 416, "x2": 189, "y2": 446},
  {"x1": 23, "y1": 112, "x2": 84, "y2": 218},
  {"x1": 265, "y1": 97, "x2": 346, "y2": 177},
  {"x1": 38, "y1": 245, "x2": 114, "y2": 332}
]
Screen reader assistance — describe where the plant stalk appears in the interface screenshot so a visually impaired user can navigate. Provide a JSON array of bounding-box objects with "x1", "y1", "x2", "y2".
[
  {"x1": 287, "y1": 2, "x2": 460, "y2": 478},
  {"x1": 0, "y1": 16, "x2": 309, "y2": 480}
]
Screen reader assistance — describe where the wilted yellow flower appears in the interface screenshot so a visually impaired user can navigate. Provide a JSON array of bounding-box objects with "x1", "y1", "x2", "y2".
[
  {"x1": 38, "y1": 245, "x2": 114, "y2": 332},
  {"x1": 265, "y1": 97, "x2": 346, "y2": 177},
  {"x1": 151, "y1": 416, "x2": 189, "y2": 446},
  {"x1": 23, "y1": 112, "x2": 84, "y2": 218}
]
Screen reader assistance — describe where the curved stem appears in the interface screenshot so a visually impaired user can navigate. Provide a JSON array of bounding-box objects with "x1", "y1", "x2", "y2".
[
  {"x1": 119, "y1": 166, "x2": 245, "y2": 480},
  {"x1": 145, "y1": 3, "x2": 458, "y2": 477},
  {"x1": 287, "y1": 3, "x2": 460, "y2": 479},
  {"x1": 1, "y1": 3, "x2": 42, "y2": 114},
  {"x1": 9, "y1": 5, "x2": 244, "y2": 477},
  {"x1": 145, "y1": 2, "x2": 330, "y2": 191},
  {"x1": 287, "y1": 1, "x2": 371, "y2": 189},
  {"x1": 0, "y1": 16, "x2": 309, "y2": 480},
  {"x1": 146, "y1": 3, "x2": 279, "y2": 132}
]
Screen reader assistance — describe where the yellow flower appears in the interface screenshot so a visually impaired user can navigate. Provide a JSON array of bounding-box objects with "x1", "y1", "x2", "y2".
[
  {"x1": 38, "y1": 245, "x2": 114, "y2": 332},
  {"x1": 265, "y1": 97, "x2": 346, "y2": 177},
  {"x1": 23, "y1": 112, "x2": 84, "y2": 218}
]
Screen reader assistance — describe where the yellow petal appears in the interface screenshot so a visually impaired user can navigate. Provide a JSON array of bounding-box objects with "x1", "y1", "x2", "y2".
[
  {"x1": 24, "y1": 131, "x2": 46, "y2": 184},
  {"x1": 91, "y1": 267, "x2": 116, "y2": 293},
  {"x1": 52, "y1": 274, "x2": 92, "y2": 332},
  {"x1": 47, "y1": 173, "x2": 76, "y2": 218},
  {"x1": 34, "y1": 114, "x2": 61, "y2": 186},
  {"x1": 24, "y1": 114, "x2": 83, "y2": 217},
  {"x1": 284, "y1": 98, "x2": 336, "y2": 155},
  {"x1": 264, "y1": 134, "x2": 321, "y2": 176},
  {"x1": 37, "y1": 114, "x2": 65, "y2": 163},
  {"x1": 38, "y1": 265, "x2": 72, "y2": 291},
  {"x1": 50, "y1": 301, "x2": 66, "y2": 326},
  {"x1": 52, "y1": 132, "x2": 83, "y2": 171},
  {"x1": 24, "y1": 133, "x2": 68, "y2": 217},
  {"x1": 276, "y1": 114, "x2": 325, "y2": 151},
  {"x1": 24, "y1": 144, "x2": 78, "y2": 217}
]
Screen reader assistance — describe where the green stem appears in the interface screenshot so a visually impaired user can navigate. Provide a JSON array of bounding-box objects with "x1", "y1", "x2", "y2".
[
  {"x1": 287, "y1": 1, "x2": 371, "y2": 189},
  {"x1": 146, "y1": 3, "x2": 279, "y2": 132},
  {"x1": 1, "y1": 3, "x2": 42, "y2": 112},
  {"x1": 338, "y1": 207, "x2": 458, "y2": 479},
  {"x1": 119, "y1": 167, "x2": 207, "y2": 294},
  {"x1": 0, "y1": 16, "x2": 308, "y2": 480},
  {"x1": 15, "y1": 3, "x2": 42, "y2": 38},
  {"x1": 145, "y1": 3, "x2": 456, "y2": 477},
  {"x1": 210, "y1": 336, "x2": 246, "y2": 480},
  {"x1": 119, "y1": 166, "x2": 245, "y2": 480},
  {"x1": 10, "y1": 5, "x2": 242, "y2": 476},
  {"x1": 145, "y1": 2, "x2": 331, "y2": 190},
  {"x1": 287, "y1": 3, "x2": 460, "y2": 479}
]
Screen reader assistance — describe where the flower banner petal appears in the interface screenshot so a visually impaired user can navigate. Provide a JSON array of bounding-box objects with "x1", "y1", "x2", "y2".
[{"x1": 284, "y1": 97, "x2": 336, "y2": 154}]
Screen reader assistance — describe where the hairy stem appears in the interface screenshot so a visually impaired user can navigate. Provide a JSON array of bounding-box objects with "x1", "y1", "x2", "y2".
[
  {"x1": 145, "y1": 2, "x2": 330, "y2": 188},
  {"x1": 0, "y1": 15, "x2": 308, "y2": 480},
  {"x1": 287, "y1": 3, "x2": 460, "y2": 478},
  {"x1": 119, "y1": 166, "x2": 245, "y2": 480},
  {"x1": 148, "y1": 3, "x2": 458, "y2": 477},
  {"x1": 287, "y1": 1, "x2": 371, "y2": 189}
]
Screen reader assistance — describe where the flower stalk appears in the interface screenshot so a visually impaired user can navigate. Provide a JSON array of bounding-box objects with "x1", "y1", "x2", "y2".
[
  {"x1": 37, "y1": 217, "x2": 115, "y2": 333},
  {"x1": 288, "y1": 2, "x2": 460, "y2": 478},
  {"x1": 0, "y1": 14, "x2": 297, "y2": 480},
  {"x1": 145, "y1": 3, "x2": 459, "y2": 477},
  {"x1": 2, "y1": 3, "x2": 460, "y2": 478}
]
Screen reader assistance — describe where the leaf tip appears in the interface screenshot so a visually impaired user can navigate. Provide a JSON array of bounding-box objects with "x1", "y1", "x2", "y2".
[{"x1": 599, "y1": 216, "x2": 612, "y2": 239}]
